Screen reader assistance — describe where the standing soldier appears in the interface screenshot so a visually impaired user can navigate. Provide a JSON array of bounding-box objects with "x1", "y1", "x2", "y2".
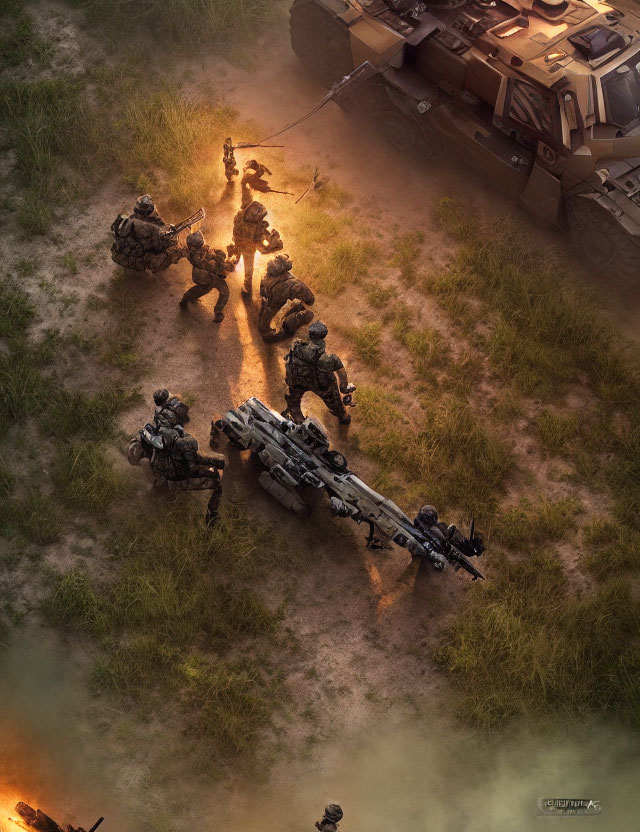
[
  {"x1": 223, "y1": 138, "x2": 239, "y2": 183},
  {"x1": 282, "y1": 321, "x2": 355, "y2": 425},
  {"x1": 230, "y1": 200, "x2": 283, "y2": 297},
  {"x1": 315, "y1": 805, "x2": 343, "y2": 832},
  {"x1": 258, "y1": 253, "x2": 315, "y2": 342},
  {"x1": 111, "y1": 194, "x2": 186, "y2": 273},
  {"x1": 179, "y1": 231, "x2": 237, "y2": 323}
]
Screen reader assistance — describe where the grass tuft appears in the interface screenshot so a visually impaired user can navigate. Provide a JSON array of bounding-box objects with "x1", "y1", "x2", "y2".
[{"x1": 433, "y1": 557, "x2": 640, "y2": 727}]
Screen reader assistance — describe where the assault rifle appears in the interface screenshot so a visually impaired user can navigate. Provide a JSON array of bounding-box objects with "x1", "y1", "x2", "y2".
[
  {"x1": 215, "y1": 398, "x2": 485, "y2": 580},
  {"x1": 163, "y1": 207, "x2": 205, "y2": 237}
]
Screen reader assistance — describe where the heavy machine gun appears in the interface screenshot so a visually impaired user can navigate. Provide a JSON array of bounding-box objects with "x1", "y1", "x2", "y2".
[{"x1": 215, "y1": 398, "x2": 485, "y2": 580}]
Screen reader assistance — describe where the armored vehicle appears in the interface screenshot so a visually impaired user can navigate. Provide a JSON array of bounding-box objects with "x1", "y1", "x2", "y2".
[{"x1": 290, "y1": 0, "x2": 640, "y2": 281}]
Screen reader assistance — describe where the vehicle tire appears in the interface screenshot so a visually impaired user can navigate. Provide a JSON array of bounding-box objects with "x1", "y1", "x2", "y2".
[
  {"x1": 380, "y1": 107, "x2": 444, "y2": 160},
  {"x1": 566, "y1": 196, "x2": 640, "y2": 285},
  {"x1": 290, "y1": 0, "x2": 353, "y2": 88}
]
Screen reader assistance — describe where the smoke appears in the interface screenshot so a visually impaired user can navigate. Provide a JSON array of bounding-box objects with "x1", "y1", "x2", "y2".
[
  {"x1": 222, "y1": 718, "x2": 640, "y2": 832},
  {"x1": 1, "y1": 638, "x2": 639, "y2": 832}
]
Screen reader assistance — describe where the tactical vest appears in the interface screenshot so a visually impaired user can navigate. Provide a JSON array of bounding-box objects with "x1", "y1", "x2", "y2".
[{"x1": 285, "y1": 341, "x2": 337, "y2": 391}]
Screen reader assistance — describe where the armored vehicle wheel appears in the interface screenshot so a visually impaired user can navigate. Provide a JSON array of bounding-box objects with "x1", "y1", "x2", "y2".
[
  {"x1": 290, "y1": 0, "x2": 353, "y2": 88},
  {"x1": 567, "y1": 196, "x2": 640, "y2": 285},
  {"x1": 380, "y1": 108, "x2": 443, "y2": 160}
]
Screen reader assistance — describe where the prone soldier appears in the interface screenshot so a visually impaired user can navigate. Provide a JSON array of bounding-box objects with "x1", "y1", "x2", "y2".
[
  {"x1": 179, "y1": 231, "x2": 237, "y2": 323},
  {"x1": 282, "y1": 321, "x2": 355, "y2": 426},
  {"x1": 110, "y1": 194, "x2": 186, "y2": 273},
  {"x1": 258, "y1": 254, "x2": 315, "y2": 342},
  {"x1": 223, "y1": 137, "x2": 239, "y2": 183},
  {"x1": 230, "y1": 200, "x2": 283, "y2": 297}
]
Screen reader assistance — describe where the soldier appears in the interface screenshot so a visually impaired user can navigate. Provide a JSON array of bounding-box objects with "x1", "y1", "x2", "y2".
[
  {"x1": 315, "y1": 805, "x2": 343, "y2": 832},
  {"x1": 413, "y1": 504, "x2": 450, "y2": 547},
  {"x1": 230, "y1": 199, "x2": 283, "y2": 296},
  {"x1": 111, "y1": 194, "x2": 186, "y2": 273},
  {"x1": 258, "y1": 253, "x2": 315, "y2": 342},
  {"x1": 223, "y1": 137, "x2": 239, "y2": 183},
  {"x1": 179, "y1": 231, "x2": 236, "y2": 323},
  {"x1": 128, "y1": 420, "x2": 225, "y2": 526},
  {"x1": 242, "y1": 159, "x2": 272, "y2": 194},
  {"x1": 282, "y1": 321, "x2": 355, "y2": 426},
  {"x1": 152, "y1": 388, "x2": 191, "y2": 428}
]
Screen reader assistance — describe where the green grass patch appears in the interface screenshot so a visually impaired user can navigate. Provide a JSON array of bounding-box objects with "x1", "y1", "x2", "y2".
[
  {"x1": 68, "y1": 0, "x2": 274, "y2": 49},
  {"x1": 433, "y1": 198, "x2": 639, "y2": 403},
  {"x1": 345, "y1": 322, "x2": 382, "y2": 365},
  {"x1": 395, "y1": 326, "x2": 449, "y2": 378},
  {"x1": 3, "y1": 492, "x2": 60, "y2": 546},
  {"x1": 0, "y1": 5, "x2": 53, "y2": 68},
  {"x1": 366, "y1": 282, "x2": 397, "y2": 308},
  {"x1": 433, "y1": 556, "x2": 640, "y2": 728},
  {"x1": 44, "y1": 498, "x2": 287, "y2": 756},
  {"x1": 353, "y1": 386, "x2": 513, "y2": 517},
  {"x1": 391, "y1": 231, "x2": 425, "y2": 282},
  {"x1": 581, "y1": 517, "x2": 640, "y2": 580},
  {"x1": 312, "y1": 240, "x2": 378, "y2": 296},
  {"x1": 493, "y1": 496, "x2": 581, "y2": 552},
  {"x1": 51, "y1": 442, "x2": 130, "y2": 514},
  {"x1": 536, "y1": 410, "x2": 581, "y2": 455},
  {"x1": 0, "y1": 278, "x2": 35, "y2": 339}
]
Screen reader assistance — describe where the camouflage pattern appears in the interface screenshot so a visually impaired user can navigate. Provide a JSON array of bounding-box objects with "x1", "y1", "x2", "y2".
[
  {"x1": 111, "y1": 199, "x2": 185, "y2": 273},
  {"x1": 259, "y1": 255, "x2": 315, "y2": 341},
  {"x1": 180, "y1": 234, "x2": 235, "y2": 321},
  {"x1": 223, "y1": 138, "x2": 239, "y2": 182},
  {"x1": 283, "y1": 336, "x2": 350, "y2": 424},
  {"x1": 231, "y1": 200, "x2": 283, "y2": 294}
]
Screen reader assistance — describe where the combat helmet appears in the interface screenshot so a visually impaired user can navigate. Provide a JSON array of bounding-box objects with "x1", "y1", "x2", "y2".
[
  {"x1": 134, "y1": 194, "x2": 155, "y2": 216},
  {"x1": 323, "y1": 805, "x2": 343, "y2": 824},
  {"x1": 309, "y1": 321, "x2": 328, "y2": 341},
  {"x1": 418, "y1": 505, "x2": 438, "y2": 526},
  {"x1": 243, "y1": 201, "x2": 268, "y2": 223},
  {"x1": 267, "y1": 253, "x2": 293, "y2": 276},
  {"x1": 153, "y1": 389, "x2": 170, "y2": 406},
  {"x1": 187, "y1": 230, "x2": 205, "y2": 248}
]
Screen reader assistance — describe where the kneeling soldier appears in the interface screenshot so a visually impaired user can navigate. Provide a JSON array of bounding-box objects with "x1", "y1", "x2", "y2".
[
  {"x1": 259, "y1": 254, "x2": 315, "y2": 342},
  {"x1": 179, "y1": 231, "x2": 236, "y2": 323}
]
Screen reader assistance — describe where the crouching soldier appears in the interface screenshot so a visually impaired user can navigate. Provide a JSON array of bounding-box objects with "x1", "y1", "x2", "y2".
[
  {"x1": 258, "y1": 254, "x2": 315, "y2": 342},
  {"x1": 282, "y1": 321, "x2": 355, "y2": 426},
  {"x1": 230, "y1": 200, "x2": 283, "y2": 297},
  {"x1": 111, "y1": 194, "x2": 186, "y2": 273},
  {"x1": 179, "y1": 231, "x2": 236, "y2": 323},
  {"x1": 128, "y1": 420, "x2": 225, "y2": 527}
]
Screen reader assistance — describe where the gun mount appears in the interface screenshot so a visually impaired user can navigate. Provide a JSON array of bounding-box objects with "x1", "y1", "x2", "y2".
[{"x1": 216, "y1": 397, "x2": 485, "y2": 579}]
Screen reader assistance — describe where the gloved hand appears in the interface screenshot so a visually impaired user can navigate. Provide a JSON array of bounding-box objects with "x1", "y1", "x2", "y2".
[{"x1": 340, "y1": 382, "x2": 356, "y2": 394}]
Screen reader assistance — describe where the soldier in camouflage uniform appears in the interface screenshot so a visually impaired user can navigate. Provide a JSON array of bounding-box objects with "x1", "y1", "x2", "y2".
[
  {"x1": 230, "y1": 200, "x2": 283, "y2": 296},
  {"x1": 282, "y1": 321, "x2": 355, "y2": 425},
  {"x1": 315, "y1": 805, "x2": 343, "y2": 832},
  {"x1": 179, "y1": 231, "x2": 237, "y2": 323},
  {"x1": 111, "y1": 194, "x2": 186, "y2": 273},
  {"x1": 223, "y1": 138, "x2": 239, "y2": 183},
  {"x1": 128, "y1": 417, "x2": 225, "y2": 527},
  {"x1": 259, "y1": 253, "x2": 315, "y2": 342}
]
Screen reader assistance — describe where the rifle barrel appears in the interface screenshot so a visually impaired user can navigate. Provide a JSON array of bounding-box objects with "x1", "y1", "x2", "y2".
[{"x1": 87, "y1": 818, "x2": 104, "y2": 832}]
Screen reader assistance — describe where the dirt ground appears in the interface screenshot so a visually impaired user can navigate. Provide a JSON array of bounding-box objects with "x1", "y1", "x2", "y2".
[{"x1": 1, "y1": 3, "x2": 640, "y2": 831}]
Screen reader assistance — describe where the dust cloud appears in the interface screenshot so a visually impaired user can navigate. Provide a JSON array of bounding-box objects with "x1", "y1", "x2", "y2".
[{"x1": 1, "y1": 639, "x2": 639, "y2": 832}]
